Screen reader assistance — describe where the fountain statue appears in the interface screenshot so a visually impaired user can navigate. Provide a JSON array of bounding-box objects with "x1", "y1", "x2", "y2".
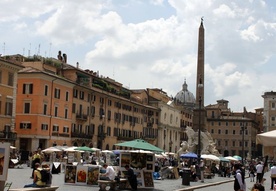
[{"x1": 176, "y1": 126, "x2": 220, "y2": 160}]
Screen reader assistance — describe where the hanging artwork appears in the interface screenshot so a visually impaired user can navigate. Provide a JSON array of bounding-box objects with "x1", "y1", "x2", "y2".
[
  {"x1": 87, "y1": 166, "x2": 100, "y2": 185},
  {"x1": 143, "y1": 171, "x2": 154, "y2": 188},
  {"x1": 0, "y1": 142, "x2": 10, "y2": 181},
  {"x1": 65, "y1": 165, "x2": 77, "y2": 183}
]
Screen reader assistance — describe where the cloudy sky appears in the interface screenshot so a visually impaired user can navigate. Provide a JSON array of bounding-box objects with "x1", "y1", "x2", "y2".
[{"x1": 1, "y1": 0, "x2": 276, "y2": 112}]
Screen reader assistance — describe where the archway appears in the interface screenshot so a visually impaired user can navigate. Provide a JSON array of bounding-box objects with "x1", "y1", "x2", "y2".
[
  {"x1": 105, "y1": 144, "x2": 109, "y2": 150},
  {"x1": 224, "y1": 150, "x2": 229, "y2": 157}
]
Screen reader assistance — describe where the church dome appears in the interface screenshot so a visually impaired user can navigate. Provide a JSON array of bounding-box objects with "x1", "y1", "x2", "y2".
[{"x1": 174, "y1": 80, "x2": 195, "y2": 107}]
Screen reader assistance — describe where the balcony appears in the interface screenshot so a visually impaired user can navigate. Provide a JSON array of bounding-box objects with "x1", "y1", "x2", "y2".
[
  {"x1": 117, "y1": 135, "x2": 134, "y2": 141},
  {"x1": 76, "y1": 113, "x2": 88, "y2": 121},
  {"x1": 71, "y1": 132, "x2": 93, "y2": 139},
  {"x1": 143, "y1": 135, "x2": 157, "y2": 141}
]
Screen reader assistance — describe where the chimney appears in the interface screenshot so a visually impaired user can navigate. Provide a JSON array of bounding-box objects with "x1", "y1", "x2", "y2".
[{"x1": 76, "y1": 62, "x2": 79, "y2": 68}]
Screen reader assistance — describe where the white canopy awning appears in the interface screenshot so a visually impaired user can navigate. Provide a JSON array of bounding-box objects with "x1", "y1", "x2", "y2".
[{"x1": 256, "y1": 130, "x2": 276, "y2": 146}]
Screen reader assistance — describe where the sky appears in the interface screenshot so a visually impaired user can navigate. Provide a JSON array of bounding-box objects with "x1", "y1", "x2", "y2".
[{"x1": 1, "y1": 0, "x2": 276, "y2": 112}]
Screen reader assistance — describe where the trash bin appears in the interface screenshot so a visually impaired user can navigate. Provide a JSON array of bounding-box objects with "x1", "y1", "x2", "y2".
[{"x1": 182, "y1": 168, "x2": 191, "y2": 186}]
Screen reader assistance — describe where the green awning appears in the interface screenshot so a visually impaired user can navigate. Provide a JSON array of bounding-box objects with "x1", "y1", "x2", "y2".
[{"x1": 115, "y1": 139, "x2": 163, "y2": 153}]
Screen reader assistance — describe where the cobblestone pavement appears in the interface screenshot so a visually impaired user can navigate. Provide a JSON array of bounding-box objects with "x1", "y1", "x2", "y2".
[{"x1": 6, "y1": 164, "x2": 273, "y2": 191}]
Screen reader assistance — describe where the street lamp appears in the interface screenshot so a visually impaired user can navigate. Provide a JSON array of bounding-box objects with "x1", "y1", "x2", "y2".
[{"x1": 241, "y1": 125, "x2": 246, "y2": 165}]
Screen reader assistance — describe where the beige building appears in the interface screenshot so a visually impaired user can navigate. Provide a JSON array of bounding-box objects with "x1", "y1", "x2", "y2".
[
  {"x1": 262, "y1": 91, "x2": 276, "y2": 158},
  {"x1": 205, "y1": 99, "x2": 261, "y2": 160},
  {"x1": 0, "y1": 58, "x2": 24, "y2": 145}
]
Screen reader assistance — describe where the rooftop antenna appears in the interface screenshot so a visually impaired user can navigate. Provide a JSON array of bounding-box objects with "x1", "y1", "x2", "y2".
[
  {"x1": 3, "y1": 42, "x2": 5, "y2": 56},
  {"x1": 28, "y1": 43, "x2": 31, "y2": 57},
  {"x1": 37, "y1": 44, "x2": 40, "y2": 56},
  {"x1": 49, "y1": 43, "x2": 52, "y2": 58}
]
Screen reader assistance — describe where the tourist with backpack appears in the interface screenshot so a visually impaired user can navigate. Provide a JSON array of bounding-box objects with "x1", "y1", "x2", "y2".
[
  {"x1": 233, "y1": 163, "x2": 246, "y2": 191},
  {"x1": 24, "y1": 163, "x2": 46, "y2": 187}
]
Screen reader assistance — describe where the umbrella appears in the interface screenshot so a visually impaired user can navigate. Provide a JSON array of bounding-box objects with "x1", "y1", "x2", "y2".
[
  {"x1": 74, "y1": 146, "x2": 96, "y2": 152},
  {"x1": 10, "y1": 146, "x2": 16, "y2": 149},
  {"x1": 114, "y1": 139, "x2": 163, "y2": 152},
  {"x1": 225, "y1": 156, "x2": 238, "y2": 161},
  {"x1": 180, "y1": 152, "x2": 198, "y2": 159},
  {"x1": 64, "y1": 146, "x2": 81, "y2": 152},
  {"x1": 256, "y1": 130, "x2": 276, "y2": 146},
  {"x1": 42, "y1": 147, "x2": 62, "y2": 153},
  {"x1": 233, "y1": 155, "x2": 242, "y2": 160},
  {"x1": 201, "y1": 154, "x2": 220, "y2": 161},
  {"x1": 219, "y1": 157, "x2": 230, "y2": 162},
  {"x1": 112, "y1": 150, "x2": 124, "y2": 155}
]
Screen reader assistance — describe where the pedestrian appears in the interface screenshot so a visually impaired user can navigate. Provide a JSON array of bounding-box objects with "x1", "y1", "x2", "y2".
[
  {"x1": 125, "y1": 164, "x2": 137, "y2": 190},
  {"x1": 249, "y1": 166, "x2": 255, "y2": 182},
  {"x1": 256, "y1": 162, "x2": 264, "y2": 184},
  {"x1": 24, "y1": 163, "x2": 46, "y2": 188},
  {"x1": 100, "y1": 163, "x2": 116, "y2": 181},
  {"x1": 270, "y1": 162, "x2": 276, "y2": 190},
  {"x1": 233, "y1": 163, "x2": 246, "y2": 191}
]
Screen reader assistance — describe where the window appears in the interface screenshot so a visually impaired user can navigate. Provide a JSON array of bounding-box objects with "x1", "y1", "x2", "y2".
[
  {"x1": 5, "y1": 98, "x2": 13, "y2": 116},
  {"x1": 65, "y1": 108, "x2": 68, "y2": 119},
  {"x1": 218, "y1": 129, "x2": 221, "y2": 134},
  {"x1": 20, "y1": 122, "x2": 31, "y2": 129},
  {"x1": 41, "y1": 124, "x2": 48, "y2": 130},
  {"x1": 43, "y1": 104, "x2": 47, "y2": 115},
  {"x1": 24, "y1": 102, "x2": 31, "y2": 113},
  {"x1": 23, "y1": 84, "x2": 33, "y2": 94},
  {"x1": 54, "y1": 106, "x2": 58, "y2": 117},
  {"x1": 211, "y1": 129, "x2": 214, "y2": 133},
  {"x1": 44, "y1": 85, "x2": 48, "y2": 96},
  {"x1": 73, "y1": 89, "x2": 78, "y2": 98},
  {"x1": 65, "y1": 91, "x2": 69, "y2": 101},
  {"x1": 226, "y1": 122, "x2": 228, "y2": 126},
  {"x1": 225, "y1": 140, "x2": 228, "y2": 146},
  {"x1": 79, "y1": 91, "x2": 84, "y2": 100},
  {"x1": 53, "y1": 125, "x2": 59, "y2": 132},
  {"x1": 8, "y1": 72, "x2": 13, "y2": 86},
  {"x1": 225, "y1": 129, "x2": 228, "y2": 134},
  {"x1": 108, "y1": 99, "x2": 112, "y2": 106},
  {"x1": 63, "y1": 126, "x2": 69, "y2": 133},
  {"x1": 232, "y1": 141, "x2": 235, "y2": 147},
  {"x1": 272, "y1": 116, "x2": 275, "y2": 121},
  {"x1": 54, "y1": 88, "x2": 60, "y2": 99},
  {"x1": 72, "y1": 103, "x2": 76, "y2": 113},
  {"x1": 233, "y1": 130, "x2": 235, "y2": 134},
  {"x1": 91, "y1": 106, "x2": 95, "y2": 117},
  {"x1": 272, "y1": 102, "x2": 276, "y2": 109},
  {"x1": 107, "y1": 126, "x2": 111, "y2": 136}
]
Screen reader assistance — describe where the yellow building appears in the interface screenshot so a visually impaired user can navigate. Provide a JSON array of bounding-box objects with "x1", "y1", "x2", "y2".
[{"x1": 0, "y1": 58, "x2": 24, "y2": 145}]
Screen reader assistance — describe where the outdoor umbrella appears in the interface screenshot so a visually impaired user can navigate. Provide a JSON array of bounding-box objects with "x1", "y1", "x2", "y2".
[
  {"x1": 180, "y1": 152, "x2": 198, "y2": 159},
  {"x1": 201, "y1": 154, "x2": 220, "y2": 161},
  {"x1": 42, "y1": 147, "x2": 62, "y2": 153},
  {"x1": 219, "y1": 157, "x2": 230, "y2": 162},
  {"x1": 225, "y1": 156, "x2": 238, "y2": 161},
  {"x1": 256, "y1": 130, "x2": 276, "y2": 146},
  {"x1": 233, "y1": 155, "x2": 242, "y2": 160},
  {"x1": 74, "y1": 146, "x2": 96, "y2": 152},
  {"x1": 114, "y1": 139, "x2": 163, "y2": 152}
]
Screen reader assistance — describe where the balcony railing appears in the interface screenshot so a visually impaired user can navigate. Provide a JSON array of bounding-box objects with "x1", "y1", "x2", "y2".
[
  {"x1": 71, "y1": 132, "x2": 93, "y2": 139},
  {"x1": 76, "y1": 113, "x2": 88, "y2": 121},
  {"x1": 117, "y1": 135, "x2": 134, "y2": 141}
]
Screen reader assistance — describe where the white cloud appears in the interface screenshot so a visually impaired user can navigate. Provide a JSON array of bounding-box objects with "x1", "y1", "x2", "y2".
[{"x1": 1, "y1": 0, "x2": 276, "y2": 112}]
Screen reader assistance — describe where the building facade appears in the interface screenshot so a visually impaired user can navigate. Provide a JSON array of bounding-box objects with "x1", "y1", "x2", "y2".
[
  {"x1": 0, "y1": 58, "x2": 24, "y2": 145},
  {"x1": 205, "y1": 99, "x2": 261, "y2": 160}
]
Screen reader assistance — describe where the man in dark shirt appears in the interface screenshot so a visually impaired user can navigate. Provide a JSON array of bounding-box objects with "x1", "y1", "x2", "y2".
[{"x1": 125, "y1": 165, "x2": 137, "y2": 190}]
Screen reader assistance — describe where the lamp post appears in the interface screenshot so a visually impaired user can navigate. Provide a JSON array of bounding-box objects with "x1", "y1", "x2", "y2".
[{"x1": 241, "y1": 125, "x2": 246, "y2": 165}]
